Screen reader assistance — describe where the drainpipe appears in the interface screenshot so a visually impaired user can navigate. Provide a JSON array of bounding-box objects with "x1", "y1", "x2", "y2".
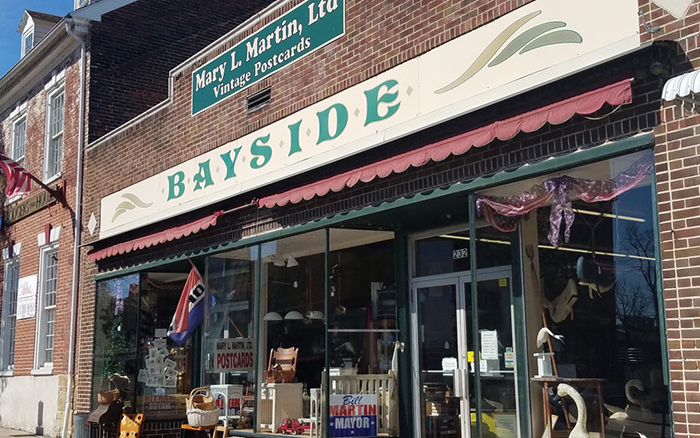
[{"x1": 63, "y1": 17, "x2": 88, "y2": 438}]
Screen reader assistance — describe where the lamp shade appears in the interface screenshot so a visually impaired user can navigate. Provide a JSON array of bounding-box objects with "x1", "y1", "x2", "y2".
[
  {"x1": 307, "y1": 310, "x2": 325, "y2": 320},
  {"x1": 286, "y1": 256, "x2": 299, "y2": 267},
  {"x1": 263, "y1": 312, "x2": 283, "y2": 321},
  {"x1": 284, "y1": 310, "x2": 304, "y2": 320}
]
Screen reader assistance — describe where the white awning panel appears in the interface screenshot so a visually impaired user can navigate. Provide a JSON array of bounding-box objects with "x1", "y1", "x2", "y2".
[{"x1": 663, "y1": 69, "x2": 700, "y2": 102}]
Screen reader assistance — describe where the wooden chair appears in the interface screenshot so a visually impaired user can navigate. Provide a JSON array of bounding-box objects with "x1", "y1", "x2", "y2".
[
  {"x1": 119, "y1": 413, "x2": 144, "y2": 438},
  {"x1": 265, "y1": 347, "x2": 298, "y2": 383}
]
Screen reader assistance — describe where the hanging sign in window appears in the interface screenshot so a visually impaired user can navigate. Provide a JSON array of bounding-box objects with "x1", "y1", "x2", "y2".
[
  {"x1": 329, "y1": 394, "x2": 378, "y2": 437},
  {"x1": 212, "y1": 338, "x2": 255, "y2": 372},
  {"x1": 16, "y1": 274, "x2": 37, "y2": 320},
  {"x1": 191, "y1": 0, "x2": 345, "y2": 115}
]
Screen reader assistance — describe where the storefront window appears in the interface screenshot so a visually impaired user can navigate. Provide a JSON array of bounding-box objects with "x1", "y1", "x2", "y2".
[
  {"x1": 204, "y1": 246, "x2": 258, "y2": 432},
  {"x1": 477, "y1": 150, "x2": 669, "y2": 437},
  {"x1": 92, "y1": 274, "x2": 140, "y2": 409},
  {"x1": 135, "y1": 272, "x2": 194, "y2": 420},
  {"x1": 91, "y1": 267, "x2": 200, "y2": 420},
  {"x1": 258, "y1": 230, "x2": 326, "y2": 435},
  {"x1": 328, "y1": 229, "x2": 398, "y2": 437}
]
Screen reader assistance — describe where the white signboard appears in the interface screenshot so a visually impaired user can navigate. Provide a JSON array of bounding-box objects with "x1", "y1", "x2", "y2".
[
  {"x1": 212, "y1": 338, "x2": 254, "y2": 372},
  {"x1": 481, "y1": 330, "x2": 499, "y2": 360},
  {"x1": 99, "y1": 0, "x2": 640, "y2": 239},
  {"x1": 16, "y1": 275, "x2": 37, "y2": 320}
]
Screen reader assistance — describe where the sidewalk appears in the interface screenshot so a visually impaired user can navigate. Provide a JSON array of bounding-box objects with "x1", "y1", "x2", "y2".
[{"x1": 0, "y1": 428, "x2": 38, "y2": 438}]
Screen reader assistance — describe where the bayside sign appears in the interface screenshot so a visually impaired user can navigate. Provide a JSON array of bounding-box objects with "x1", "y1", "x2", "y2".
[
  {"x1": 100, "y1": 0, "x2": 640, "y2": 239},
  {"x1": 191, "y1": 0, "x2": 345, "y2": 115}
]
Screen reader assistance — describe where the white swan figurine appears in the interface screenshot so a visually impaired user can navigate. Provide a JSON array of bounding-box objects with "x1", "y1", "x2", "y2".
[
  {"x1": 536, "y1": 327, "x2": 565, "y2": 349},
  {"x1": 557, "y1": 383, "x2": 590, "y2": 438}
]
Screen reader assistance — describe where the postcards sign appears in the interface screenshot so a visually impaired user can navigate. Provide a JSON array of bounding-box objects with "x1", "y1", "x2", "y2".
[
  {"x1": 329, "y1": 394, "x2": 378, "y2": 437},
  {"x1": 191, "y1": 0, "x2": 345, "y2": 115},
  {"x1": 211, "y1": 338, "x2": 255, "y2": 372}
]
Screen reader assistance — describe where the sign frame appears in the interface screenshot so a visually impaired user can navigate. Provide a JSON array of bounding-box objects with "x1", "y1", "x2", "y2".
[{"x1": 191, "y1": 0, "x2": 346, "y2": 116}]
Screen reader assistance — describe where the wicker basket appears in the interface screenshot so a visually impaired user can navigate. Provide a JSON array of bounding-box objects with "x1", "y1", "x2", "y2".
[
  {"x1": 186, "y1": 387, "x2": 219, "y2": 427},
  {"x1": 97, "y1": 389, "x2": 121, "y2": 405}
]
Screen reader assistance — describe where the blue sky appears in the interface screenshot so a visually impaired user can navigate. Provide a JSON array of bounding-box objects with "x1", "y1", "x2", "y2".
[{"x1": 0, "y1": 0, "x2": 74, "y2": 77}]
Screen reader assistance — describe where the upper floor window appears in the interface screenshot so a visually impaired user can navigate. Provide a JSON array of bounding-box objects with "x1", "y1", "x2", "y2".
[
  {"x1": 45, "y1": 88, "x2": 64, "y2": 181},
  {"x1": 11, "y1": 116, "x2": 26, "y2": 168},
  {"x1": 22, "y1": 31, "x2": 33, "y2": 58}
]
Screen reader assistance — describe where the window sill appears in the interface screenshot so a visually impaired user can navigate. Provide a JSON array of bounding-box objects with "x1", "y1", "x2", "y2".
[
  {"x1": 31, "y1": 367, "x2": 53, "y2": 376},
  {"x1": 0, "y1": 370, "x2": 13, "y2": 377},
  {"x1": 43, "y1": 173, "x2": 62, "y2": 185}
]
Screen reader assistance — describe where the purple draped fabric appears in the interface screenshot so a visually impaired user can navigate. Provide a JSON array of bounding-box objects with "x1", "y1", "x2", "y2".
[{"x1": 476, "y1": 152, "x2": 654, "y2": 246}]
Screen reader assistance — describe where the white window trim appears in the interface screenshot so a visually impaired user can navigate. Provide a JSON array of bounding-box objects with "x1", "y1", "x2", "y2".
[
  {"x1": 11, "y1": 116, "x2": 27, "y2": 164},
  {"x1": 43, "y1": 83, "x2": 65, "y2": 183},
  {"x1": 0, "y1": 256, "x2": 19, "y2": 373},
  {"x1": 6, "y1": 104, "x2": 28, "y2": 205},
  {"x1": 21, "y1": 28, "x2": 34, "y2": 58},
  {"x1": 33, "y1": 243, "x2": 58, "y2": 372}
]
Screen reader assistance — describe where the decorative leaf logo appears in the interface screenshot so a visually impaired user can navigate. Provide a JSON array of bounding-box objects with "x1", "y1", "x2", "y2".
[
  {"x1": 435, "y1": 11, "x2": 582, "y2": 94},
  {"x1": 112, "y1": 193, "x2": 153, "y2": 223}
]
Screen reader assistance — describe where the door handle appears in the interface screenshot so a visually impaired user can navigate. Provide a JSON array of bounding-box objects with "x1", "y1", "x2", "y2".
[{"x1": 453, "y1": 369, "x2": 462, "y2": 398}]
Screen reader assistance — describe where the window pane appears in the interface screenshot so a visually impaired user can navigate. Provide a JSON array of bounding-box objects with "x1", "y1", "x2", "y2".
[
  {"x1": 24, "y1": 33, "x2": 33, "y2": 55},
  {"x1": 92, "y1": 275, "x2": 140, "y2": 410},
  {"x1": 47, "y1": 92, "x2": 64, "y2": 178},
  {"x1": 45, "y1": 308, "x2": 55, "y2": 364},
  {"x1": 204, "y1": 246, "x2": 258, "y2": 433},
  {"x1": 4, "y1": 260, "x2": 19, "y2": 368},
  {"x1": 259, "y1": 230, "x2": 326, "y2": 434},
  {"x1": 13, "y1": 119, "x2": 26, "y2": 164},
  {"x1": 328, "y1": 229, "x2": 399, "y2": 437},
  {"x1": 135, "y1": 271, "x2": 195, "y2": 419},
  {"x1": 44, "y1": 250, "x2": 58, "y2": 308}
]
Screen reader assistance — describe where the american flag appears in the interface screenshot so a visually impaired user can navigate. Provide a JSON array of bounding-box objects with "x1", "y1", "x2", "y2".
[{"x1": 0, "y1": 153, "x2": 31, "y2": 197}]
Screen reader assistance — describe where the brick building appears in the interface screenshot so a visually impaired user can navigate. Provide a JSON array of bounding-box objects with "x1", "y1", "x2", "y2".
[
  {"x1": 0, "y1": 0, "x2": 275, "y2": 436},
  {"x1": 62, "y1": 0, "x2": 700, "y2": 438}
]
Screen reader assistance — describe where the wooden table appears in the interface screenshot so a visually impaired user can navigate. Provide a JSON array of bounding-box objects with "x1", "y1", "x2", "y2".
[
  {"x1": 530, "y1": 377, "x2": 605, "y2": 438},
  {"x1": 180, "y1": 423, "x2": 215, "y2": 438}
]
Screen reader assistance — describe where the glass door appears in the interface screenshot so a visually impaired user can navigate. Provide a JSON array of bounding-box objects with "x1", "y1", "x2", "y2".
[
  {"x1": 415, "y1": 278, "x2": 470, "y2": 438},
  {"x1": 465, "y1": 270, "x2": 519, "y2": 438}
]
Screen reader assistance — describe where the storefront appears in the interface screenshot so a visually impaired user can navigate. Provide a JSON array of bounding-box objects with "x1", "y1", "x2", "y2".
[{"x1": 79, "y1": 0, "x2": 678, "y2": 437}]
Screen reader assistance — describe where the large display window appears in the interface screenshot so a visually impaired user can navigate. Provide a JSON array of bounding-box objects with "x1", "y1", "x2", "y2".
[
  {"x1": 92, "y1": 270, "x2": 196, "y2": 420},
  {"x1": 477, "y1": 150, "x2": 669, "y2": 437}
]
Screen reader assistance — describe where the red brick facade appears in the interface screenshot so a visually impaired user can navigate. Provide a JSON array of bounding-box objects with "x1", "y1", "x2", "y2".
[
  {"x1": 638, "y1": 1, "x2": 700, "y2": 436},
  {"x1": 13, "y1": 0, "x2": 695, "y2": 437}
]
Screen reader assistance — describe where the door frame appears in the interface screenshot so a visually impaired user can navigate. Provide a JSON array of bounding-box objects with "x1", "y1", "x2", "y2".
[{"x1": 409, "y1": 223, "x2": 521, "y2": 438}]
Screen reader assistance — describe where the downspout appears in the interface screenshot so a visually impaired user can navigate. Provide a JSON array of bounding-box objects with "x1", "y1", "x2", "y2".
[{"x1": 63, "y1": 17, "x2": 87, "y2": 438}]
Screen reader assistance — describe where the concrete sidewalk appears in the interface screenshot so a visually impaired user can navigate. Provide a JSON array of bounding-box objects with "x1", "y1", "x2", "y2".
[{"x1": 0, "y1": 428, "x2": 38, "y2": 438}]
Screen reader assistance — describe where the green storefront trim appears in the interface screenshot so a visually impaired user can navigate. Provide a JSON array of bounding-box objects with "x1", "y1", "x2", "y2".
[{"x1": 91, "y1": 131, "x2": 661, "y2": 438}]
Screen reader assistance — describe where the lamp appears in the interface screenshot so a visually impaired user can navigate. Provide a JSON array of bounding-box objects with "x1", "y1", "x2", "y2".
[
  {"x1": 286, "y1": 256, "x2": 299, "y2": 267},
  {"x1": 272, "y1": 256, "x2": 286, "y2": 267},
  {"x1": 284, "y1": 311, "x2": 304, "y2": 320},
  {"x1": 264, "y1": 312, "x2": 283, "y2": 321},
  {"x1": 306, "y1": 310, "x2": 325, "y2": 320}
]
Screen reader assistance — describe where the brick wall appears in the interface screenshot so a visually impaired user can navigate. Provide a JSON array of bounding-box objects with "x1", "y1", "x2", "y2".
[
  {"x1": 641, "y1": 1, "x2": 700, "y2": 436},
  {"x1": 0, "y1": 49, "x2": 81, "y2": 378},
  {"x1": 86, "y1": 0, "x2": 275, "y2": 142}
]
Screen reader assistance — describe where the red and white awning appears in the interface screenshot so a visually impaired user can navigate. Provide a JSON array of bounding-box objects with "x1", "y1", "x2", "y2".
[{"x1": 257, "y1": 79, "x2": 633, "y2": 209}]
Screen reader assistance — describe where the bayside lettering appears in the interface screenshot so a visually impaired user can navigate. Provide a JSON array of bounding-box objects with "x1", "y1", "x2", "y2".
[{"x1": 169, "y1": 79, "x2": 400, "y2": 201}]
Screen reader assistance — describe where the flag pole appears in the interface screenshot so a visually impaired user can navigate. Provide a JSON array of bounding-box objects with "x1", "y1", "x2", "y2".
[
  {"x1": 23, "y1": 171, "x2": 69, "y2": 210},
  {"x1": 187, "y1": 257, "x2": 244, "y2": 338}
]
